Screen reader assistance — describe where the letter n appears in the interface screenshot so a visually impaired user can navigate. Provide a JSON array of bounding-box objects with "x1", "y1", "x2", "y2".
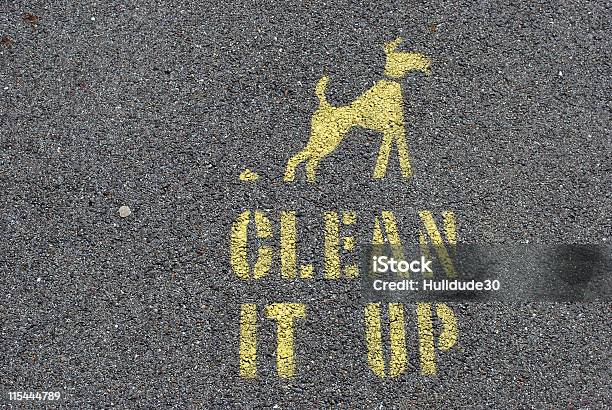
[{"x1": 418, "y1": 210, "x2": 457, "y2": 278}]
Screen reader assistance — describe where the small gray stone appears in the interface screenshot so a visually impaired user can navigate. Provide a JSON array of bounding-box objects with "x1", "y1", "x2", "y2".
[{"x1": 118, "y1": 205, "x2": 131, "y2": 218}]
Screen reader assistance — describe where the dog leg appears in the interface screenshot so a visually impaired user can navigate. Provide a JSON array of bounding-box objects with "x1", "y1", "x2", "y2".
[
  {"x1": 284, "y1": 149, "x2": 311, "y2": 181},
  {"x1": 373, "y1": 125, "x2": 411, "y2": 179},
  {"x1": 373, "y1": 130, "x2": 393, "y2": 179},
  {"x1": 392, "y1": 125, "x2": 412, "y2": 179}
]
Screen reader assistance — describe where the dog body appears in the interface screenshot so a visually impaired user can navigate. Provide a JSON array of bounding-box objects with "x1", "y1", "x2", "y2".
[{"x1": 284, "y1": 38, "x2": 430, "y2": 182}]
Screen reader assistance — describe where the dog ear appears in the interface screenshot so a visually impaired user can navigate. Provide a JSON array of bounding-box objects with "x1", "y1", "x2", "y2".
[{"x1": 384, "y1": 37, "x2": 403, "y2": 55}]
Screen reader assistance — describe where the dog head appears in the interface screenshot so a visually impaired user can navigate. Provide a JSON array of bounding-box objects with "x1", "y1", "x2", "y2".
[{"x1": 384, "y1": 37, "x2": 431, "y2": 78}]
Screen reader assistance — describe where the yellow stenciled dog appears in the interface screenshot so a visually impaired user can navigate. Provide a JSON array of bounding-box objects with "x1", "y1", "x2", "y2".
[{"x1": 284, "y1": 38, "x2": 431, "y2": 182}]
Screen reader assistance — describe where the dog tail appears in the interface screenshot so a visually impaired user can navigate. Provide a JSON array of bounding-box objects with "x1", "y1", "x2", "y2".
[{"x1": 315, "y1": 76, "x2": 330, "y2": 107}]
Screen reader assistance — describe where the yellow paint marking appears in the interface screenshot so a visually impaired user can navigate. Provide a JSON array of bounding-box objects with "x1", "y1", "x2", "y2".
[
  {"x1": 342, "y1": 211, "x2": 358, "y2": 277},
  {"x1": 364, "y1": 303, "x2": 407, "y2": 378},
  {"x1": 230, "y1": 210, "x2": 273, "y2": 279},
  {"x1": 253, "y1": 211, "x2": 273, "y2": 279},
  {"x1": 364, "y1": 303, "x2": 386, "y2": 377},
  {"x1": 418, "y1": 231, "x2": 433, "y2": 278},
  {"x1": 280, "y1": 211, "x2": 297, "y2": 279},
  {"x1": 254, "y1": 211, "x2": 272, "y2": 238},
  {"x1": 239, "y1": 304, "x2": 257, "y2": 378},
  {"x1": 343, "y1": 236, "x2": 355, "y2": 251},
  {"x1": 388, "y1": 303, "x2": 408, "y2": 377},
  {"x1": 416, "y1": 303, "x2": 436, "y2": 375},
  {"x1": 284, "y1": 38, "x2": 430, "y2": 182},
  {"x1": 416, "y1": 303, "x2": 458, "y2": 375},
  {"x1": 418, "y1": 210, "x2": 456, "y2": 278},
  {"x1": 342, "y1": 211, "x2": 357, "y2": 225},
  {"x1": 280, "y1": 211, "x2": 314, "y2": 279},
  {"x1": 299, "y1": 264, "x2": 313, "y2": 279},
  {"x1": 230, "y1": 211, "x2": 250, "y2": 280},
  {"x1": 344, "y1": 265, "x2": 359, "y2": 278},
  {"x1": 239, "y1": 168, "x2": 259, "y2": 181},
  {"x1": 383, "y1": 37, "x2": 432, "y2": 78},
  {"x1": 324, "y1": 212, "x2": 341, "y2": 279},
  {"x1": 436, "y1": 303, "x2": 458, "y2": 351},
  {"x1": 324, "y1": 211, "x2": 358, "y2": 279},
  {"x1": 442, "y1": 211, "x2": 457, "y2": 245},
  {"x1": 265, "y1": 303, "x2": 306, "y2": 378},
  {"x1": 372, "y1": 211, "x2": 406, "y2": 269}
]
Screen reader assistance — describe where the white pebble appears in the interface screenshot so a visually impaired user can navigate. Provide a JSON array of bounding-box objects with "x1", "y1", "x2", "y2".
[{"x1": 118, "y1": 205, "x2": 131, "y2": 218}]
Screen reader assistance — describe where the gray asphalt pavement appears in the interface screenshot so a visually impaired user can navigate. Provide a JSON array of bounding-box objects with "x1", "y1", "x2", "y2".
[{"x1": 1, "y1": 1, "x2": 611, "y2": 408}]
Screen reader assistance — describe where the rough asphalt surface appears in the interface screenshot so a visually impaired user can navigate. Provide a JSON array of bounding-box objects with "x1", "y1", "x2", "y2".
[{"x1": 1, "y1": 1, "x2": 611, "y2": 408}]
